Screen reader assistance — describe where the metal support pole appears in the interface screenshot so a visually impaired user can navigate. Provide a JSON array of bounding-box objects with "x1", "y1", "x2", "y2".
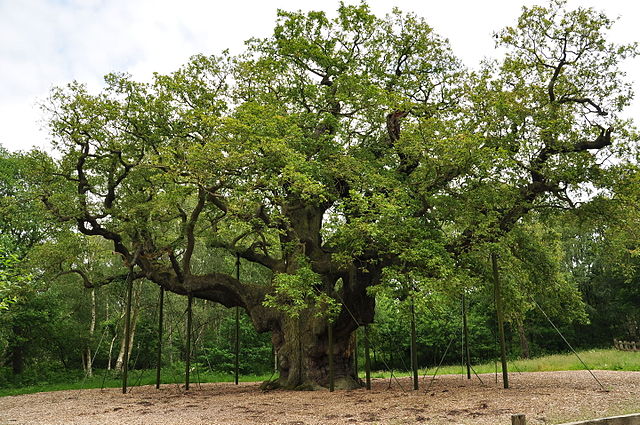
[
  {"x1": 234, "y1": 307, "x2": 240, "y2": 385},
  {"x1": 354, "y1": 329, "x2": 358, "y2": 379},
  {"x1": 462, "y1": 292, "x2": 471, "y2": 380},
  {"x1": 364, "y1": 325, "x2": 371, "y2": 390},
  {"x1": 298, "y1": 317, "x2": 303, "y2": 384},
  {"x1": 156, "y1": 287, "x2": 164, "y2": 389},
  {"x1": 234, "y1": 253, "x2": 240, "y2": 385},
  {"x1": 492, "y1": 253, "x2": 509, "y2": 389},
  {"x1": 185, "y1": 294, "x2": 193, "y2": 390},
  {"x1": 410, "y1": 298, "x2": 419, "y2": 390},
  {"x1": 122, "y1": 265, "x2": 135, "y2": 394},
  {"x1": 328, "y1": 320, "x2": 334, "y2": 392}
]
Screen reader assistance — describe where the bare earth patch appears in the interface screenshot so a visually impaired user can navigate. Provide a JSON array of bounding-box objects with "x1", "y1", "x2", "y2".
[{"x1": 1, "y1": 370, "x2": 639, "y2": 425}]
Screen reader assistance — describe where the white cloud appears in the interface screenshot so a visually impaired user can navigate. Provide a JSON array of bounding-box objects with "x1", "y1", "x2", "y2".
[{"x1": 0, "y1": 0, "x2": 638, "y2": 152}]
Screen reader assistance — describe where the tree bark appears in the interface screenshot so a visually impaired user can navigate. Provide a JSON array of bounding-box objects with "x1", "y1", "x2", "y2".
[
  {"x1": 263, "y1": 263, "x2": 377, "y2": 389},
  {"x1": 83, "y1": 287, "x2": 96, "y2": 378},
  {"x1": 107, "y1": 334, "x2": 116, "y2": 371},
  {"x1": 115, "y1": 302, "x2": 138, "y2": 372},
  {"x1": 267, "y1": 310, "x2": 358, "y2": 390}
]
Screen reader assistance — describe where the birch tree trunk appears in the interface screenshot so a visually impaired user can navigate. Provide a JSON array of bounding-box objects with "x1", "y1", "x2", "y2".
[
  {"x1": 83, "y1": 288, "x2": 97, "y2": 377},
  {"x1": 115, "y1": 287, "x2": 140, "y2": 372}
]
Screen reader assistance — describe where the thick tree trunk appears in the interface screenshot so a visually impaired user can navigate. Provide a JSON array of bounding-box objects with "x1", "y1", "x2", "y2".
[
  {"x1": 270, "y1": 311, "x2": 360, "y2": 390},
  {"x1": 259, "y1": 264, "x2": 377, "y2": 390}
]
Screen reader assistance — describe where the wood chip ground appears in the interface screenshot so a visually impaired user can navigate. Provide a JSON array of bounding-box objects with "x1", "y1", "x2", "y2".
[{"x1": 1, "y1": 370, "x2": 639, "y2": 424}]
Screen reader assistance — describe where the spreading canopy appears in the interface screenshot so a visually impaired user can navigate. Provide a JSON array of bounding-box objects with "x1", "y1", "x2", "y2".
[{"x1": 32, "y1": 1, "x2": 638, "y2": 389}]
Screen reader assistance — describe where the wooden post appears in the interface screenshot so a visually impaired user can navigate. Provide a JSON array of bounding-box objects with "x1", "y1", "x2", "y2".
[
  {"x1": 122, "y1": 265, "x2": 134, "y2": 394},
  {"x1": 511, "y1": 413, "x2": 526, "y2": 425},
  {"x1": 462, "y1": 292, "x2": 471, "y2": 380},
  {"x1": 185, "y1": 294, "x2": 193, "y2": 390},
  {"x1": 328, "y1": 320, "x2": 334, "y2": 392},
  {"x1": 234, "y1": 253, "x2": 240, "y2": 385},
  {"x1": 492, "y1": 252, "x2": 509, "y2": 389},
  {"x1": 364, "y1": 325, "x2": 371, "y2": 390},
  {"x1": 155, "y1": 287, "x2": 164, "y2": 389},
  {"x1": 410, "y1": 298, "x2": 419, "y2": 390}
]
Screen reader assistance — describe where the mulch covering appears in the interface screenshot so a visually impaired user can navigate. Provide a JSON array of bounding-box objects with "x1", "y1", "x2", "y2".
[{"x1": 1, "y1": 370, "x2": 639, "y2": 424}]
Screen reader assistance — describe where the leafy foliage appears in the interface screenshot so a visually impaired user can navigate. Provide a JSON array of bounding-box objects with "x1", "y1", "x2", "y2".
[{"x1": 1, "y1": 1, "x2": 639, "y2": 388}]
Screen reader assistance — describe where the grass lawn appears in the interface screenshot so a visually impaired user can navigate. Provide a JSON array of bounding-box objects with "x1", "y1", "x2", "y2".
[
  {"x1": 1, "y1": 348, "x2": 637, "y2": 397},
  {"x1": 0, "y1": 368, "x2": 274, "y2": 397},
  {"x1": 368, "y1": 348, "x2": 640, "y2": 379}
]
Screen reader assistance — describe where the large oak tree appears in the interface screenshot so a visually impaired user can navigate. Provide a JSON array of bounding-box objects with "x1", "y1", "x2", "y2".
[{"x1": 36, "y1": 1, "x2": 637, "y2": 389}]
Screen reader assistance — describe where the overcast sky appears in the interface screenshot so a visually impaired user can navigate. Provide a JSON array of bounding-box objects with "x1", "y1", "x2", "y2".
[{"x1": 1, "y1": 0, "x2": 638, "y2": 152}]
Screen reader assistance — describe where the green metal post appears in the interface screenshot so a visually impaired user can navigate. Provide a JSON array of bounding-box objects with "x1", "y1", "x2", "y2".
[
  {"x1": 234, "y1": 253, "x2": 240, "y2": 385},
  {"x1": 410, "y1": 298, "x2": 419, "y2": 390},
  {"x1": 364, "y1": 325, "x2": 371, "y2": 390},
  {"x1": 354, "y1": 329, "x2": 358, "y2": 379},
  {"x1": 492, "y1": 253, "x2": 509, "y2": 389},
  {"x1": 156, "y1": 286, "x2": 164, "y2": 389},
  {"x1": 462, "y1": 292, "x2": 471, "y2": 380},
  {"x1": 122, "y1": 265, "x2": 134, "y2": 394},
  {"x1": 185, "y1": 294, "x2": 193, "y2": 390},
  {"x1": 328, "y1": 320, "x2": 334, "y2": 392}
]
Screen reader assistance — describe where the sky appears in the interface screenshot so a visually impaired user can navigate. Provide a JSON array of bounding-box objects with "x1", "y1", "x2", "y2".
[{"x1": 1, "y1": 0, "x2": 639, "y2": 153}]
